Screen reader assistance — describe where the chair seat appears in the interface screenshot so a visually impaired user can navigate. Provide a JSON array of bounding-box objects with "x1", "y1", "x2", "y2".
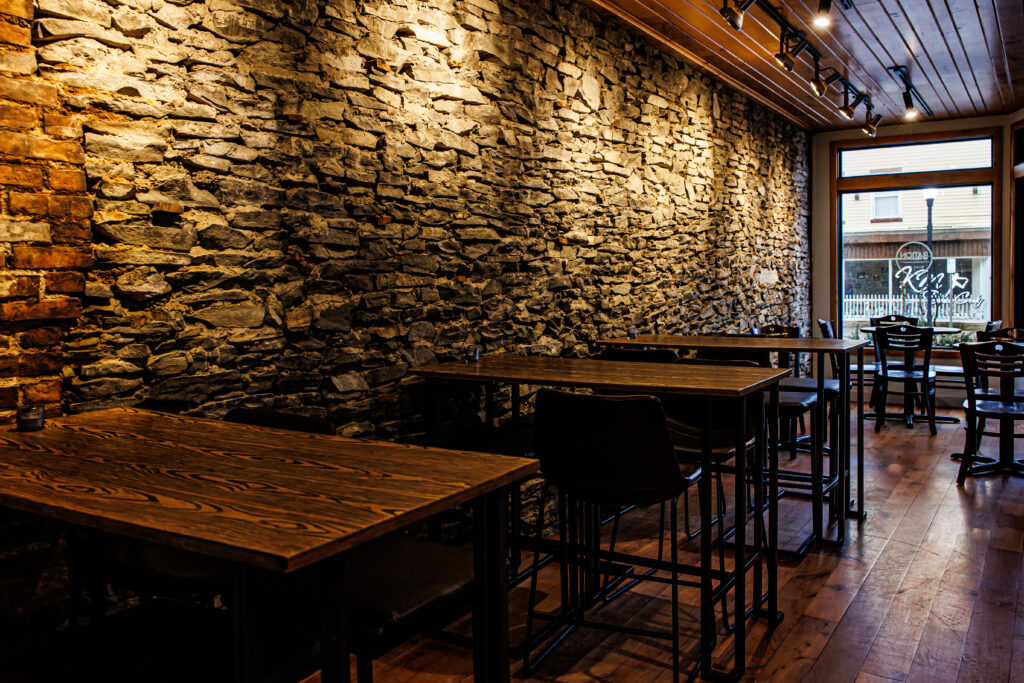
[
  {"x1": 345, "y1": 536, "x2": 473, "y2": 652},
  {"x1": 779, "y1": 377, "x2": 841, "y2": 397},
  {"x1": 880, "y1": 369, "x2": 937, "y2": 381},
  {"x1": 677, "y1": 460, "x2": 702, "y2": 483},
  {"x1": 667, "y1": 416, "x2": 756, "y2": 461},
  {"x1": 964, "y1": 399, "x2": 1024, "y2": 417},
  {"x1": 776, "y1": 390, "x2": 817, "y2": 414}
]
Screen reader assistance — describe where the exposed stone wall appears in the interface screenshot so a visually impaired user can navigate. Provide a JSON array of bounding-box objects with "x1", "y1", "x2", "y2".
[{"x1": 26, "y1": 0, "x2": 810, "y2": 437}]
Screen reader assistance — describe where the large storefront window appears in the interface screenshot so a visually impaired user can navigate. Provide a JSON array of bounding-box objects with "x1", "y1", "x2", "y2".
[{"x1": 834, "y1": 134, "x2": 999, "y2": 345}]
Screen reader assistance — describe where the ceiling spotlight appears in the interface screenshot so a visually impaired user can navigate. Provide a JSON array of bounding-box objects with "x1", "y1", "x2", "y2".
[
  {"x1": 814, "y1": 0, "x2": 833, "y2": 27},
  {"x1": 903, "y1": 90, "x2": 918, "y2": 119},
  {"x1": 720, "y1": 0, "x2": 757, "y2": 31},
  {"x1": 811, "y1": 59, "x2": 842, "y2": 97},
  {"x1": 774, "y1": 28, "x2": 808, "y2": 72},
  {"x1": 861, "y1": 104, "x2": 882, "y2": 137},
  {"x1": 838, "y1": 86, "x2": 865, "y2": 120},
  {"x1": 888, "y1": 65, "x2": 933, "y2": 121}
]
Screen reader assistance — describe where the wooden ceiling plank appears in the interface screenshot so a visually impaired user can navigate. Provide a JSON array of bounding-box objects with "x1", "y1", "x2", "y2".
[
  {"x1": 992, "y1": 0, "x2": 1024, "y2": 108},
  {"x1": 844, "y1": 0, "x2": 961, "y2": 119},
  {"x1": 970, "y1": 0, "x2": 1015, "y2": 112},
  {"x1": 782, "y1": 0, "x2": 908, "y2": 120},
  {"x1": 896, "y1": 0, "x2": 984, "y2": 117}
]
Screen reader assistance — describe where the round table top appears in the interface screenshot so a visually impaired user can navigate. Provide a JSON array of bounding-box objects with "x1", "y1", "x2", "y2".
[{"x1": 860, "y1": 326, "x2": 961, "y2": 335}]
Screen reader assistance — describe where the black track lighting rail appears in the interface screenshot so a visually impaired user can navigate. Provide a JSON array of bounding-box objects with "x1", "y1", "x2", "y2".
[{"x1": 887, "y1": 65, "x2": 934, "y2": 118}]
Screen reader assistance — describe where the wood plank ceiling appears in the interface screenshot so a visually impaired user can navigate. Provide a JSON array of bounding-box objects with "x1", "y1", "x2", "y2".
[{"x1": 578, "y1": 0, "x2": 1024, "y2": 131}]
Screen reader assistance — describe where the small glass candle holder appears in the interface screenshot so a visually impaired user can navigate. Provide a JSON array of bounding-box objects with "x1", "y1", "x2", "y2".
[
  {"x1": 16, "y1": 406, "x2": 45, "y2": 432},
  {"x1": 627, "y1": 328, "x2": 638, "y2": 340},
  {"x1": 464, "y1": 347, "x2": 480, "y2": 363}
]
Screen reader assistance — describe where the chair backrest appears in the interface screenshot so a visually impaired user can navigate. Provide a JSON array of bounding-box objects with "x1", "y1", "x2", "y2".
[
  {"x1": 875, "y1": 325, "x2": 934, "y2": 377},
  {"x1": 223, "y1": 407, "x2": 334, "y2": 435},
  {"x1": 984, "y1": 320, "x2": 1004, "y2": 333},
  {"x1": 533, "y1": 389, "x2": 685, "y2": 507},
  {"x1": 960, "y1": 341, "x2": 1024, "y2": 407},
  {"x1": 977, "y1": 327, "x2": 1024, "y2": 343},
  {"x1": 870, "y1": 314, "x2": 919, "y2": 327},
  {"x1": 818, "y1": 319, "x2": 842, "y2": 376},
  {"x1": 751, "y1": 323, "x2": 800, "y2": 371},
  {"x1": 597, "y1": 347, "x2": 678, "y2": 364}
]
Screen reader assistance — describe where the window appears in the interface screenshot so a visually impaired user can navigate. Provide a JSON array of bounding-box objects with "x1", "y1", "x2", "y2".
[
  {"x1": 831, "y1": 131, "x2": 1001, "y2": 345},
  {"x1": 871, "y1": 191, "x2": 901, "y2": 221}
]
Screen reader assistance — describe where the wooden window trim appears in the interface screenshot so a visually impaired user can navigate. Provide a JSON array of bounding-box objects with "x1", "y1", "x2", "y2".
[{"x1": 829, "y1": 127, "x2": 1004, "y2": 334}]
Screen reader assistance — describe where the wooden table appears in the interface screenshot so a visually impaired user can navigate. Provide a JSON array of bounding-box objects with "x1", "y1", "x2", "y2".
[
  {"x1": 0, "y1": 408, "x2": 538, "y2": 683},
  {"x1": 598, "y1": 334, "x2": 871, "y2": 531},
  {"x1": 410, "y1": 355, "x2": 789, "y2": 680}
]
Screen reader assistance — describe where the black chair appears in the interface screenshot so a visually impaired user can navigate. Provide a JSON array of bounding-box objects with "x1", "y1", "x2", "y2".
[
  {"x1": 957, "y1": 341, "x2": 1024, "y2": 483},
  {"x1": 977, "y1": 326, "x2": 1024, "y2": 342},
  {"x1": 874, "y1": 325, "x2": 937, "y2": 434},
  {"x1": 522, "y1": 390, "x2": 702, "y2": 681},
  {"x1": 870, "y1": 314, "x2": 919, "y2": 327},
  {"x1": 933, "y1": 321, "x2": 1004, "y2": 392}
]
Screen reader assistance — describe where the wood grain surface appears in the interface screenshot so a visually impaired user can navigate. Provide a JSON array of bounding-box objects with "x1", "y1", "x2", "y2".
[
  {"x1": 598, "y1": 334, "x2": 870, "y2": 354},
  {"x1": 408, "y1": 354, "x2": 789, "y2": 397},
  {"x1": 0, "y1": 408, "x2": 538, "y2": 572}
]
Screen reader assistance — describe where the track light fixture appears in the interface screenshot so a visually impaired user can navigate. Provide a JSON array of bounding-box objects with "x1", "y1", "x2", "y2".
[
  {"x1": 838, "y1": 85, "x2": 865, "y2": 120},
  {"x1": 813, "y1": 0, "x2": 852, "y2": 28},
  {"x1": 811, "y1": 58, "x2": 842, "y2": 97},
  {"x1": 720, "y1": 0, "x2": 757, "y2": 31},
  {"x1": 774, "y1": 27, "x2": 808, "y2": 72},
  {"x1": 888, "y1": 65, "x2": 933, "y2": 121},
  {"x1": 861, "y1": 103, "x2": 881, "y2": 137}
]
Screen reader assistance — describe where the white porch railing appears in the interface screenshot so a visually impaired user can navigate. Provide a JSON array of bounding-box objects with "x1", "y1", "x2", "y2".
[{"x1": 843, "y1": 294, "x2": 989, "y2": 322}]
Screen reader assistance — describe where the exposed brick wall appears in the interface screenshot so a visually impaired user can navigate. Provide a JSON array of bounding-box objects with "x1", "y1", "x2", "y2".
[
  {"x1": 0, "y1": 0, "x2": 86, "y2": 647},
  {"x1": 0, "y1": 0, "x2": 89, "y2": 424}
]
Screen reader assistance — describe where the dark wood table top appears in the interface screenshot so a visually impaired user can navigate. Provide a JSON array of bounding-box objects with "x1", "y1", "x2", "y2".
[
  {"x1": 598, "y1": 334, "x2": 870, "y2": 353},
  {"x1": 0, "y1": 408, "x2": 538, "y2": 573},
  {"x1": 408, "y1": 354, "x2": 790, "y2": 397}
]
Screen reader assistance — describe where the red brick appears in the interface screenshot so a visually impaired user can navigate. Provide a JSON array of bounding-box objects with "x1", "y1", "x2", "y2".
[
  {"x1": 0, "y1": 163, "x2": 43, "y2": 187},
  {"x1": 0, "y1": 133, "x2": 84, "y2": 163},
  {"x1": 0, "y1": 76, "x2": 58, "y2": 107},
  {"x1": 15, "y1": 352, "x2": 61, "y2": 376},
  {"x1": 8, "y1": 193, "x2": 93, "y2": 219},
  {"x1": 43, "y1": 114, "x2": 80, "y2": 139},
  {"x1": 0, "y1": 273, "x2": 37, "y2": 298},
  {"x1": 19, "y1": 326, "x2": 60, "y2": 348},
  {"x1": 44, "y1": 271, "x2": 83, "y2": 294},
  {"x1": 50, "y1": 221, "x2": 91, "y2": 244},
  {"x1": 0, "y1": 21, "x2": 29, "y2": 47},
  {"x1": 0, "y1": 102, "x2": 36, "y2": 129},
  {"x1": 48, "y1": 168, "x2": 85, "y2": 192},
  {"x1": 22, "y1": 380, "x2": 60, "y2": 404},
  {"x1": 0, "y1": 1, "x2": 32, "y2": 20},
  {"x1": 0, "y1": 297, "x2": 81, "y2": 321},
  {"x1": 11, "y1": 245, "x2": 92, "y2": 269},
  {"x1": 0, "y1": 385, "x2": 17, "y2": 409}
]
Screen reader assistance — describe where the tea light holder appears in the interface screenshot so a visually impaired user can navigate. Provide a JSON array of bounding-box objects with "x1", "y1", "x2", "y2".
[{"x1": 16, "y1": 406, "x2": 45, "y2": 432}]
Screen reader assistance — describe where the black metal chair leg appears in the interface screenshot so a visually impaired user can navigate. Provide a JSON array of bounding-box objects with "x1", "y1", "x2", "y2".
[{"x1": 356, "y1": 656, "x2": 373, "y2": 683}]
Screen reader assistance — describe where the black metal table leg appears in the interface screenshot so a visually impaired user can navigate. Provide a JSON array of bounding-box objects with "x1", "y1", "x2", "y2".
[
  {"x1": 767, "y1": 385, "x2": 781, "y2": 626},
  {"x1": 320, "y1": 554, "x2": 350, "y2": 683},
  {"x1": 474, "y1": 487, "x2": 510, "y2": 683},
  {"x1": 731, "y1": 394, "x2": 747, "y2": 679},
  {"x1": 426, "y1": 379, "x2": 440, "y2": 445},
  {"x1": 752, "y1": 388, "x2": 765, "y2": 617},
  {"x1": 849, "y1": 348, "x2": 867, "y2": 521},
  {"x1": 699, "y1": 401, "x2": 714, "y2": 677}
]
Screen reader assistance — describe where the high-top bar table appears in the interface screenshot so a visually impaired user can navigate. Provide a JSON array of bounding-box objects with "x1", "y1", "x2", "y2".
[
  {"x1": 0, "y1": 408, "x2": 538, "y2": 683},
  {"x1": 409, "y1": 354, "x2": 790, "y2": 680},
  {"x1": 597, "y1": 334, "x2": 870, "y2": 527}
]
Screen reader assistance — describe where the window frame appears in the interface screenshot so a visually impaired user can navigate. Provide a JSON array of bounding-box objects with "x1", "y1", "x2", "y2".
[{"x1": 829, "y1": 128, "x2": 1004, "y2": 349}]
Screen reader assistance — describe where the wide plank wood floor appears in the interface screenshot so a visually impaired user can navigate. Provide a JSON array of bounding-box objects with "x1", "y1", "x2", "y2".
[{"x1": 321, "y1": 408, "x2": 1024, "y2": 681}]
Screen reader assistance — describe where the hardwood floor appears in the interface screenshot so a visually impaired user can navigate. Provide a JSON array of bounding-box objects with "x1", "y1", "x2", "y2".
[{"x1": 325, "y1": 409, "x2": 1024, "y2": 681}]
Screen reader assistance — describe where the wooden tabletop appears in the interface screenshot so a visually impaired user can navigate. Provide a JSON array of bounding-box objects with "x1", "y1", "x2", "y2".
[
  {"x1": 0, "y1": 409, "x2": 538, "y2": 573},
  {"x1": 598, "y1": 334, "x2": 870, "y2": 353},
  {"x1": 408, "y1": 354, "x2": 790, "y2": 397}
]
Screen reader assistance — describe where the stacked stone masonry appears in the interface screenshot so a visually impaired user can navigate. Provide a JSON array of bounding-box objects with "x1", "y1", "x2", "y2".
[
  {"x1": 20, "y1": 0, "x2": 810, "y2": 436},
  {"x1": 0, "y1": 0, "x2": 810, "y2": 638}
]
